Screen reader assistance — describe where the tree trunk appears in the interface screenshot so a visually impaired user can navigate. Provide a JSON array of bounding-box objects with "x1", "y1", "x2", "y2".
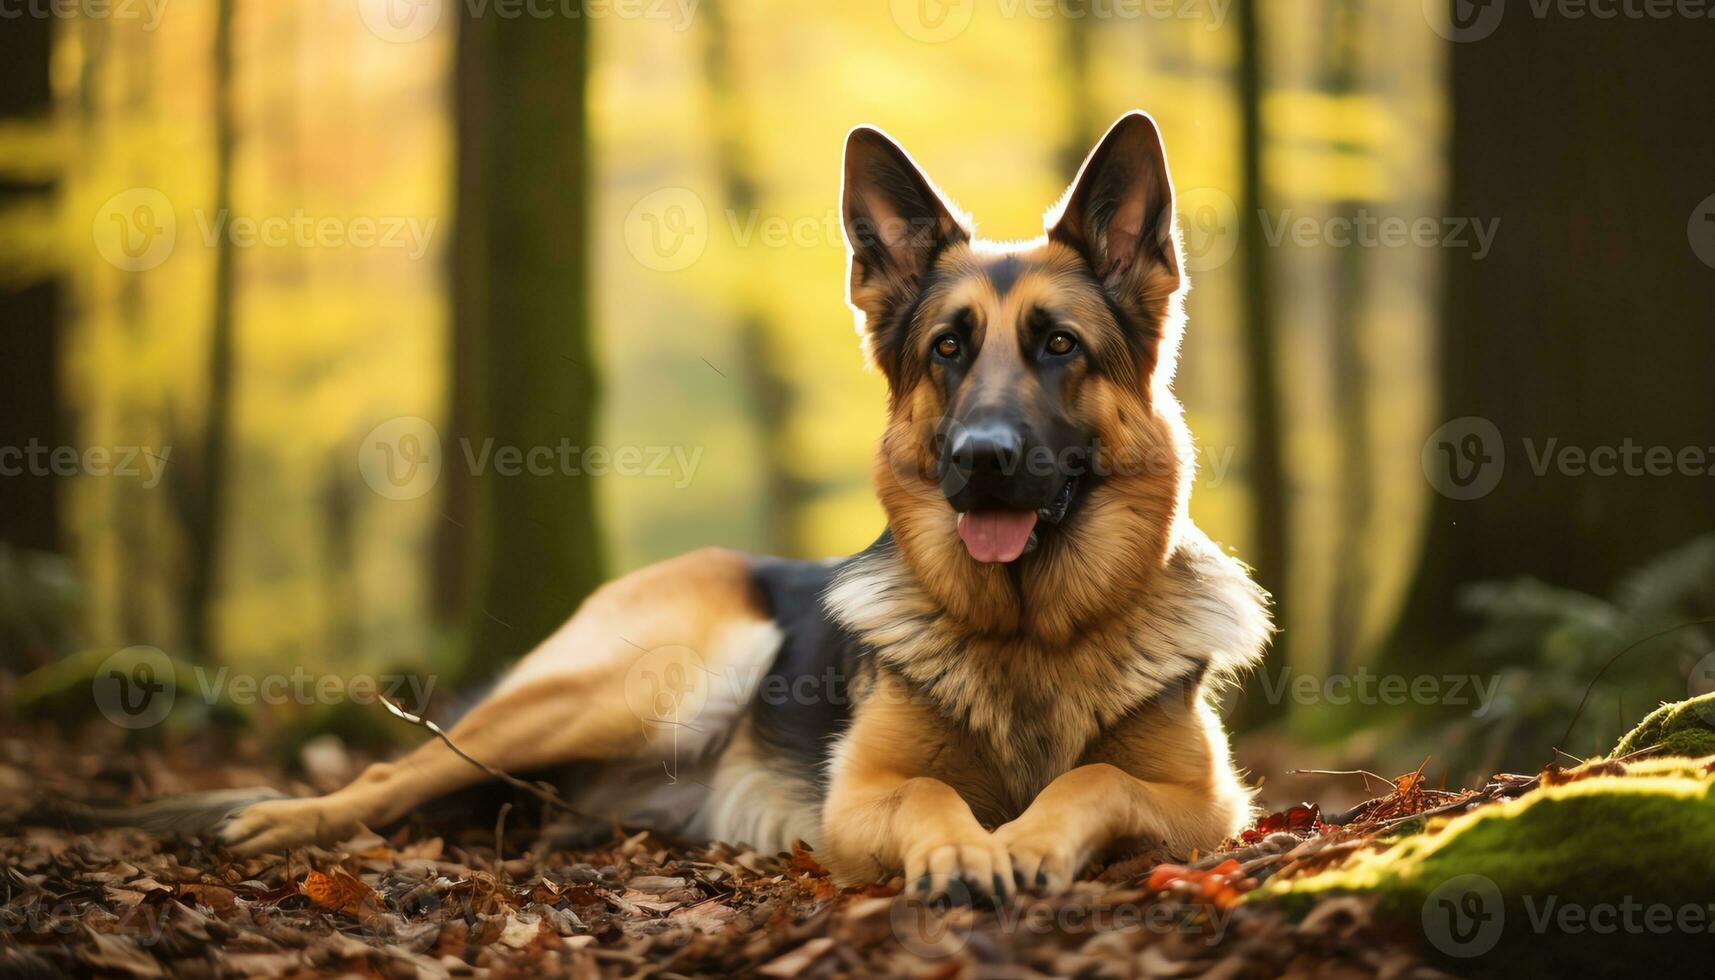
[
  {"x1": 435, "y1": 2, "x2": 489, "y2": 624},
  {"x1": 0, "y1": 10, "x2": 60, "y2": 555},
  {"x1": 1234, "y1": 0, "x2": 1289, "y2": 637},
  {"x1": 1393, "y1": 9, "x2": 1715, "y2": 653},
  {"x1": 180, "y1": 0, "x2": 239, "y2": 663},
  {"x1": 457, "y1": 6, "x2": 605, "y2": 671},
  {"x1": 1229, "y1": 0, "x2": 1291, "y2": 727},
  {"x1": 1323, "y1": 0, "x2": 1371, "y2": 673}
]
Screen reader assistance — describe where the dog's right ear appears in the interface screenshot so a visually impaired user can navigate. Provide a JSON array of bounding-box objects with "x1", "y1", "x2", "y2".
[{"x1": 841, "y1": 127, "x2": 969, "y2": 368}]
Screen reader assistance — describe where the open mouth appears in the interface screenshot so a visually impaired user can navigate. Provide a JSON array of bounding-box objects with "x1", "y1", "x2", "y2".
[{"x1": 954, "y1": 478, "x2": 1080, "y2": 564}]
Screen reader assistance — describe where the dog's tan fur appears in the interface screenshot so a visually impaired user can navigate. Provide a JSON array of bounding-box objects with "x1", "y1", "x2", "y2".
[{"x1": 220, "y1": 113, "x2": 1270, "y2": 898}]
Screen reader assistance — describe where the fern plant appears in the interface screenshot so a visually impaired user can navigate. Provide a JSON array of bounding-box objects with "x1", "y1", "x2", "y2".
[{"x1": 1438, "y1": 534, "x2": 1715, "y2": 776}]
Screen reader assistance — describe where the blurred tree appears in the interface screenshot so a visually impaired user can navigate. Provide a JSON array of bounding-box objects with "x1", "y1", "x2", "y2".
[
  {"x1": 698, "y1": 0, "x2": 803, "y2": 557},
  {"x1": 1394, "y1": 8, "x2": 1715, "y2": 655},
  {"x1": 1234, "y1": 0, "x2": 1289, "y2": 648},
  {"x1": 1323, "y1": 0, "x2": 1371, "y2": 673},
  {"x1": 173, "y1": 0, "x2": 240, "y2": 663},
  {"x1": 1229, "y1": 0, "x2": 1290, "y2": 727},
  {"x1": 435, "y1": 0, "x2": 487, "y2": 625},
  {"x1": 453, "y1": 3, "x2": 606, "y2": 674},
  {"x1": 1055, "y1": 9, "x2": 1100, "y2": 177},
  {"x1": 0, "y1": 7, "x2": 59, "y2": 555}
]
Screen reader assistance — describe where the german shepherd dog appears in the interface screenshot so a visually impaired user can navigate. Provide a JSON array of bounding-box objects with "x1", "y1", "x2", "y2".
[{"x1": 216, "y1": 112, "x2": 1270, "y2": 902}]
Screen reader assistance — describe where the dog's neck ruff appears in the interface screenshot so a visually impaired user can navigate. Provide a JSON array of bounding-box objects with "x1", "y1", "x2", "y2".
[{"x1": 823, "y1": 523, "x2": 1271, "y2": 751}]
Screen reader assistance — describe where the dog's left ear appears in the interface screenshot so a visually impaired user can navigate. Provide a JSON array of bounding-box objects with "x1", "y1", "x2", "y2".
[{"x1": 1049, "y1": 112, "x2": 1181, "y2": 302}]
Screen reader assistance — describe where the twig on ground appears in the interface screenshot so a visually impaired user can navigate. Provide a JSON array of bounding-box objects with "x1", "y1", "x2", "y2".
[
  {"x1": 1287, "y1": 768, "x2": 1393, "y2": 794},
  {"x1": 378, "y1": 695, "x2": 589, "y2": 820}
]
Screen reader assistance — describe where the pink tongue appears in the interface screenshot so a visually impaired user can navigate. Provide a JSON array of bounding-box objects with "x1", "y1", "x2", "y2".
[{"x1": 957, "y1": 510, "x2": 1039, "y2": 564}]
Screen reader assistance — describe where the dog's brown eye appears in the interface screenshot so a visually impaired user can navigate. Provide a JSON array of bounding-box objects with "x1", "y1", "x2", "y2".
[
  {"x1": 934, "y1": 334, "x2": 962, "y2": 359},
  {"x1": 1045, "y1": 331, "x2": 1077, "y2": 356}
]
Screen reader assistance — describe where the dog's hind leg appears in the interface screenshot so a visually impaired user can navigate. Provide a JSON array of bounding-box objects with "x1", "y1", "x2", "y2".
[{"x1": 219, "y1": 548, "x2": 779, "y2": 855}]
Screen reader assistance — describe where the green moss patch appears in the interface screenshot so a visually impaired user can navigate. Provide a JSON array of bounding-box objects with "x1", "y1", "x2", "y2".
[
  {"x1": 1612, "y1": 692, "x2": 1715, "y2": 758},
  {"x1": 1258, "y1": 755, "x2": 1715, "y2": 975}
]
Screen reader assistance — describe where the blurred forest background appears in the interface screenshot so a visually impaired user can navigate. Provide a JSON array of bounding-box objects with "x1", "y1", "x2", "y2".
[{"x1": 3, "y1": 0, "x2": 1714, "y2": 795}]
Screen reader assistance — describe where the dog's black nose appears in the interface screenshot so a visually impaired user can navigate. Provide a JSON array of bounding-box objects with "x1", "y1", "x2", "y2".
[{"x1": 948, "y1": 423, "x2": 1024, "y2": 484}]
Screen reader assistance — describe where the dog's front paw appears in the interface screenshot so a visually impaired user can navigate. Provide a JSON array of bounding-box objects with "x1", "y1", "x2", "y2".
[
  {"x1": 902, "y1": 831, "x2": 1014, "y2": 906},
  {"x1": 218, "y1": 797, "x2": 358, "y2": 855},
  {"x1": 993, "y1": 819, "x2": 1086, "y2": 895}
]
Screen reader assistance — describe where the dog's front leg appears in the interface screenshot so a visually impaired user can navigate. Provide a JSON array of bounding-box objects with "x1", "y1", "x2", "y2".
[
  {"x1": 995, "y1": 698, "x2": 1250, "y2": 893},
  {"x1": 823, "y1": 768, "x2": 1013, "y2": 901},
  {"x1": 819, "y1": 676, "x2": 1012, "y2": 901},
  {"x1": 992, "y1": 763, "x2": 1219, "y2": 893}
]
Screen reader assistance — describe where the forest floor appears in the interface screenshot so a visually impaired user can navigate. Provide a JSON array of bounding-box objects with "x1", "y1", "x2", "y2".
[{"x1": 3, "y1": 713, "x2": 1708, "y2": 979}]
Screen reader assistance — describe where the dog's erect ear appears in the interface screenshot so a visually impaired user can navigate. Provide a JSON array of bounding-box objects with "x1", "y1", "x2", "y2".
[
  {"x1": 841, "y1": 127, "x2": 969, "y2": 351},
  {"x1": 1049, "y1": 112, "x2": 1181, "y2": 298}
]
